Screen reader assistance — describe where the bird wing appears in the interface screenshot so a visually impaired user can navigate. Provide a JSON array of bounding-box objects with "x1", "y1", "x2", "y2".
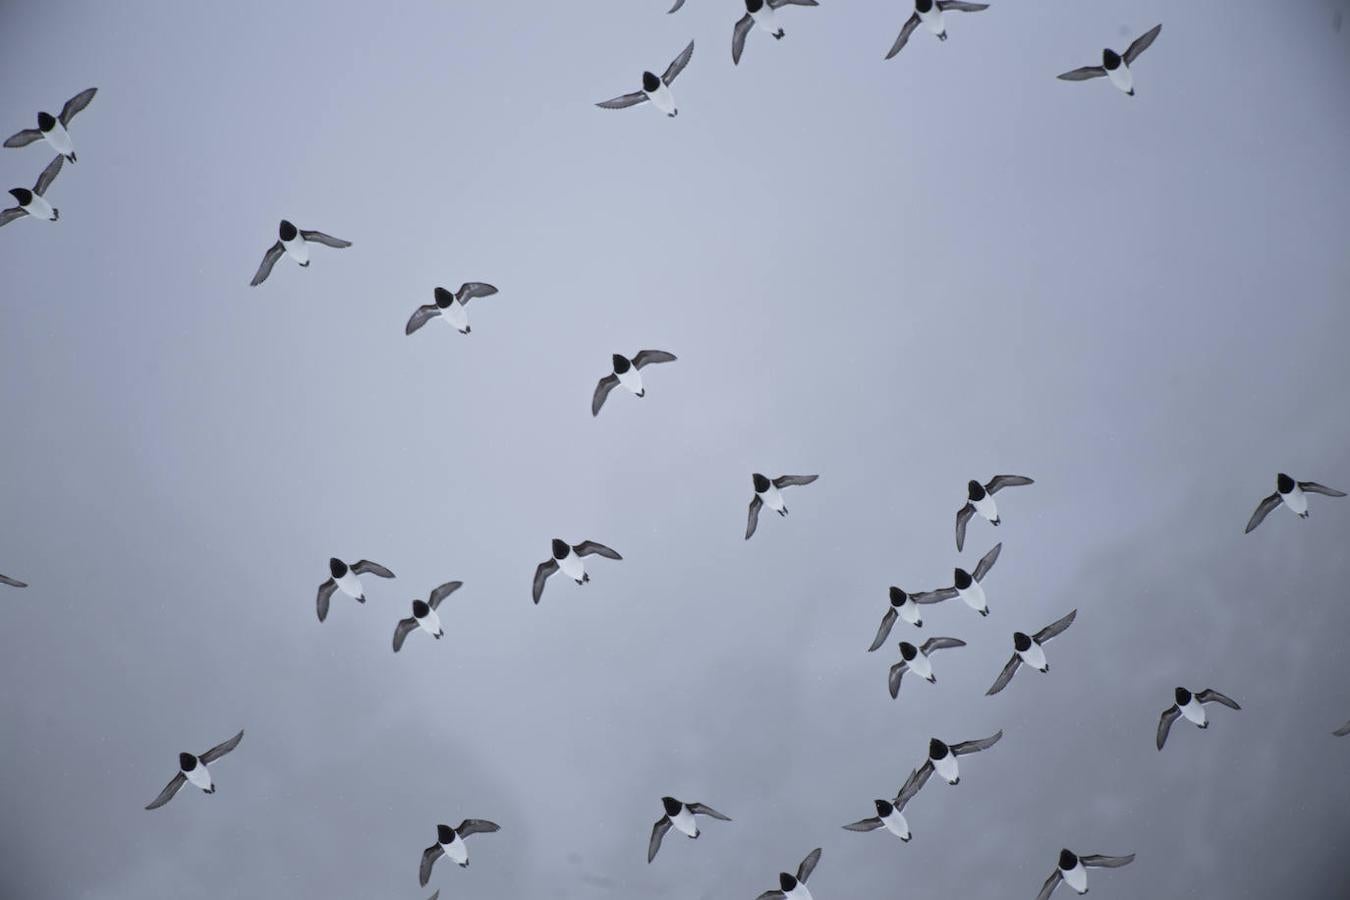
[
  {"x1": 420, "y1": 844, "x2": 444, "y2": 887},
  {"x1": 770, "y1": 0, "x2": 819, "y2": 6},
  {"x1": 59, "y1": 87, "x2": 98, "y2": 126},
  {"x1": 755, "y1": 893, "x2": 786, "y2": 900},
  {"x1": 406, "y1": 303, "x2": 441, "y2": 335},
  {"x1": 1333, "y1": 721, "x2": 1350, "y2": 737},
  {"x1": 144, "y1": 772, "x2": 187, "y2": 810},
  {"x1": 745, "y1": 494, "x2": 763, "y2": 540},
  {"x1": 986, "y1": 474, "x2": 1034, "y2": 493},
  {"x1": 911, "y1": 587, "x2": 958, "y2": 604},
  {"x1": 393, "y1": 617, "x2": 418, "y2": 653},
  {"x1": 428, "y1": 581, "x2": 463, "y2": 610},
  {"x1": 4, "y1": 128, "x2": 43, "y2": 148},
  {"x1": 575, "y1": 540, "x2": 621, "y2": 559},
  {"x1": 1245, "y1": 492, "x2": 1282, "y2": 533},
  {"x1": 0, "y1": 207, "x2": 27, "y2": 227},
  {"x1": 773, "y1": 474, "x2": 818, "y2": 489},
  {"x1": 1034, "y1": 867, "x2": 1063, "y2": 900},
  {"x1": 1122, "y1": 24, "x2": 1162, "y2": 65},
  {"x1": 668, "y1": 0, "x2": 686, "y2": 11},
  {"x1": 1197, "y1": 689, "x2": 1240, "y2": 710},
  {"x1": 842, "y1": 816, "x2": 883, "y2": 832},
  {"x1": 532, "y1": 559, "x2": 559, "y2": 604},
  {"x1": 1034, "y1": 609, "x2": 1077, "y2": 643},
  {"x1": 316, "y1": 578, "x2": 337, "y2": 622},
  {"x1": 1058, "y1": 65, "x2": 1107, "y2": 82},
  {"x1": 972, "y1": 542, "x2": 1002, "y2": 582},
  {"x1": 937, "y1": 1, "x2": 990, "y2": 10},
  {"x1": 33, "y1": 154, "x2": 63, "y2": 195},
  {"x1": 1082, "y1": 853, "x2": 1135, "y2": 869},
  {"x1": 352, "y1": 560, "x2": 395, "y2": 578},
  {"x1": 985, "y1": 654, "x2": 1022, "y2": 696},
  {"x1": 633, "y1": 349, "x2": 678, "y2": 369},
  {"x1": 867, "y1": 608, "x2": 898, "y2": 652},
  {"x1": 921, "y1": 636, "x2": 966, "y2": 654},
  {"x1": 250, "y1": 242, "x2": 285, "y2": 286},
  {"x1": 199, "y1": 729, "x2": 244, "y2": 764},
  {"x1": 894, "y1": 765, "x2": 928, "y2": 808},
  {"x1": 456, "y1": 818, "x2": 500, "y2": 837},
  {"x1": 0, "y1": 573, "x2": 28, "y2": 587},
  {"x1": 592, "y1": 374, "x2": 620, "y2": 417},
  {"x1": 596, "y1": 91, "x2": 649, "y2": 110},
  {"x1": 1298, "y1": 481, "x2": 1347, "y2": 497},
  {"x1": 951, "y1": 730, "x2": 1003, "y2": 756},
  {"x1": 796, "y1": 847, "x2": 822, "y2": 883},
  {"x1": 648, "y1": 816, "x2": 672, "y2": 862},
  {"x1": 689, "y1": 802, "x2": 731, "y2": 821},
  {"x1": 732, "y1": 14, "x2": 754, "y2": 65},
  {"x1": 662, "y1": 40, "x2": 695, "y2": 85},
  {"x1": 888, "y1": 662, "x2": 908, "y2": 699},
  {"x1": 456, "y1": 282, "x2": 498, "y2": 304},
  {"x1": 955, "y1": 503, "x2": 974, "y2": 551},
  {"x1": 1156, "y1": 705, "x2": 1180, "y2": 750},
  {"x1": 885, "y1": 14, "x2": 921, "y2": 60},
  {"x1": 299, "y1": 229, "x2": 351, "y2": 248}
]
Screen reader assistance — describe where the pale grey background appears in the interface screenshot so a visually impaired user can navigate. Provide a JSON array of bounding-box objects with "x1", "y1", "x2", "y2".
[{"x1": 1, "y1": 1, "x2": 1349, "y2": 897}]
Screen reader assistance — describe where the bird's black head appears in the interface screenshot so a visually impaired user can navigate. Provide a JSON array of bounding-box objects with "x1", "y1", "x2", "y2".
[
  {"x1": 1059, "y1": 849, "x2": 1078, "y2": 870},
  {"x1": 889, "y1": 587, "x2": 908, "y2": 607},
  {"x1": 747, "y1": 0, "x2": 765, "y2": 12},
  {"x1": 178, "y1": 752, "x2": 197, "y2": 771},
  {"x1": 642, "y1": 71, "x2": 661, "y2": 93},
  {"x1": 661, "y1": 796, "x2": 682, "y2": 816},
  {"x1": 778, "y1": 873, "x2": 797, "y2": 891},
  {"x1": 1174, "y1": 686, "x2": 1192, "y2": 705},
  {"x1": 279, "y1": 219, "x2": 298, "y2": 241},
  {"x1": 752, "y1": 473, "x2": 771, "y2": 493},
  {"x1": 434, "y1": 287, "x2": 454, "y2": 308},
  {"x1": 1013, "y1": 632, "x2": 1032, "y2": 652},
  {"x1": 437, "y1": 823, "x2": 455, "y2": 844},
  {"x1": 412, "y1": 599, "x2": 430, "y2": 618},
  {"x1": 874, "y1": 798, "x2": 894, "y2": 816},
  {"x1": 1103, "y1": 48, "x2": 1122, "y2": 69},
  {"x1": 37, "y1": 111, "x2": 57, "y2": 131},
  {"x1": 329, "y1": 557, "x2": 347, "y2": 578},
  {"x1": 612, "y1": 354, "x2": 632, "y2": 374},
  {"x1": 916, "y1": 0, "x2": 935, "y2": 12},
  {"x1": 928, "y1": 738, "x2": 949, "y2": 759},
  {"x1": 551, "y1": 539, "x2": 570, "y2": 559},
  {"x1": 1277, "y1": 472, "x2": 1295, "y2": 493},
  {"x1": 899, "y1": 641, "x2": 918, "y2": 661},
  {"x1": 953, "y1": 568, "x2": 973, "y2": 590},
  {"x1": 967, "y1": 480, "x2": 985, "y2": 500},
  {"x1": 9, "y1": 188, "x2": 32, "y2": 205}
]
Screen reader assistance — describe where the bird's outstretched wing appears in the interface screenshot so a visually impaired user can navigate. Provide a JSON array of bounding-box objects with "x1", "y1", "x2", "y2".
[
  {"x1": 938, "y1": 1, "x2": 990, "y2": 11},
  {"x1": 955, "y1": 503, "x2": 974, "y2": 551},
  {"x1": 796, "y1": 847, "x2": 822, "y2": 883},
  {"x1": 986, "y1": 474, "x2": 1033, "y2": 493},
  {"x1": 532, "y1": 559, "x2": 558, "y2": 604},
  {"x1": 668, "y1": 0, "x2": 686, "y2": 12},
  {"x1": 4, "y1": 128, "x2": 43, "y2": 148},
  {"x1": 60, "y1": 87, "x2": 98, "y2": 125},
  {"x1": 911, "y1": 587, "x2": 957, "y2": 604},
  {"x1": 1034, "y1": 609, "x2": 1077, "y2": 643},
  {"x1": 986, "y1": 654, "x2": 1022, "y2": 696},
  {"x1": 420, "y1": 844, "x2": 444, "y2": 887},
  {"x1": 842, "y1": 816, "x2": 883, "y2": 832},
  {"x1": 689, "y1": 802, "x2": 731, "y2": 821},
  {"x1": 1122, "y1": 24, "x2": 1162, "y2": 65},
  {"x1": 393, "y1": 617, "x2": 418, "y2": 653},
  {"x1": 34, "y1": 155, "x2": 63, "y2": 195},
  {"x1": 921, "y1": 636, "x2": 965, "y2": 654},
  {"x1": 755, "y1": 892, "x2": 786, "y2": 900},
  {"x1": 0, "y1": 573, "x2": 28, "y2": 587},
  {"x1": 352, "y1": 560, "x2": 394, "y2": 578},
  {"x1": 299, "y1": 229, "x2": 351, "y2": 248},
  {"x1": 951, "y1": 730, "x2": 1002, "y2": 756},
  {"x1": 1299, "y1": 481, "x2": 1347, "y2": 497},
  {"x1": 648, "y1": 816, "x2": 671, "y2": 862},
  {"x1": 633, "y1": 349, "x2": 678, "y2": 369},
  {"x1": 592, "y1": 374, "x2": 620, "y2": 417},
  {"x1": 773, "y1": 474, "x2": 818, "y2": 489},
  {"x1": 1156, "y1": 705, "x2": 1180, "y2": 750},
  {"x1": 770, "y1": 0, "x2": 819, "y2": 6},
  {"x1": 908, "y1": 760, "x2": 935, "y2": 795},
  {"x1": 406, "y1": 304, "x2": 441, "y2": 335},
  {"x1": 575, "y1": 540, "x2": 622, "y2": 559},
  {"x1": 144, "y1": 772, "x2": 187, "y2": 810},
  {"x1": 456, "y1": 282, "x2": 498, "y2": 304},
  {"x1": 731, "y1": 14, "x2": 754, "y2": 66},
  {"x1": 1034, "y1": 867, "x2": 1063, "y2": 900},
  {"x1": 886, "y1": 14, "x2": 921, "y2": 60},
  {"x1": 745, "y1": 494, "x2": 763, "y2": 540},
  {"x1": 972, "y1": 543, "x2": 1002, "y2": 582},
  {"x1": 457, "y1": 818, "x2": 500, "y2": 837},
  {"x1": 1333, "y1": 721, "x2": 1350, "y2": 737},
  {"x1": 1197, "y1": 689, "x2": 1240, "y2": 710},
  {"x1": 1245, "y1": 492, "x2": 1281, "y2": 533},
  {"x1": 200, "y1": 729, "x2": 244, "y2": 764},
  {"x1": 597, "y1": 91, "x2": 649, "y2": 110},
  {"x1": 894, "y1": 765, "x2": 928, "y2": 808},
  {"x1": 0, "y1": 207, "x2": 26, "y2": 227},
  {"x1": 1082, "y1": 853, "x2": 1135, "y2": 868},
  {"x1": 867, "y1": 607, "x2": 898, "y2": 652},
  {"x1": 316, "y1": 579, "x2": 337, "y2": 622},
  {"x1": 251, "y1": 242, "x2": 285, "y2": 286},
  {"x1": 663, "y1": 40, "x2": 695, "y2": 85},
  {"x1": 1058, "y1": 65, "x2": 1106, "y2": 82},
  {"x1": 888, "y1": 662, "x2": 908, "y2": 699},
  {"x1": 428, "y1": 581, "x2": 463, "y2": 609}
]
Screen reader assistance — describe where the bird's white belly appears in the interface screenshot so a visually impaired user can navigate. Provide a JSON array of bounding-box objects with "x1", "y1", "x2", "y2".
[
  {"x1": 442, "y1": 301, "x2": 469, "y2": 331},
  {"x1": 283, "y1": 239, "x2": 310, "y2": 265},
  {"x1": 649, "y1": 83, "x2": 676, "y2": 115},
  {"x1": 1181, "y1": 702, "x2": 1207, "y2": 726},
  {"x1": 618, "y1": 367, "x2": 644, "y2": 395},
  {"x1": 559, "y1": 554, "x2": 585, "y2": 581},
  {"x1": 957, "y1": 582, "x2": 986, "y2": 612},
  {"x1": 973, "y1": 494, "x2": 998, "y2": 522},
  {"x1": 882, "y1": 809, "x2": 910, "y2": 839},
  {"x1": 764, "y1": 486, "x2": 786, "y2": 512},
  {"x1": 1283, "y1": 490, "x2": 1308, "y2": 516},
  {"x1": 445, "y1": 839, "x2": 469, "y2": 865},
  {"x1": 934, "y1": 754, "x2": 959, "y2": 783},
  {"x1": 1021, "y1": 642, "x2": 1047, "y2": 671},
  {"x1": 1107, "y1": 64, "x2": 1134, "y2": 93},
  {"x1": 336, "y1": 571, "x2": 363, "y2": 598},
  {"x1": 920, "y1": 8, "x2": 944, "y2": 35},
  {"x1": 786, "y1": 884, "x2": 812, "y2": 900},
  {"x1": 1063, "y1": 864, "x2": 1088, "y2": 894},
  {"x1": 419, "y1": 610, "x2": 442, "y2": 636},
  {"x1": 46, "y1": 123, "x2": 74, "y2": 155},
  {"x1": 25, "y1": 195, "x2": 55, "y2": 220},
  {"x1": 910, "y1": 653, "x2": 933, "y2": 680},
  {"x1": 752, "y1": 8, "x2": 779, "y2": 33},
  {"x1": 185, "y1": 764, "x2": 212, "y2": 791},
  {"x1": 899, "y1": 603, "x2": 921, "y2": 625},
  {"x1": 671, "y1": 808, "x2": 698, "y2": 837}
]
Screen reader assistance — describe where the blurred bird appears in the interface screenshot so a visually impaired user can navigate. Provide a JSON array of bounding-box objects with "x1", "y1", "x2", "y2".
[
  {"x1": 1244, "y1": 472, "x2": 1345, "y2": 533},
  {"x1": 250, "y1": 219, "x2": 351, "y2": 286},
  {"x1": 648, "y1": 796, "x2": 731, "y2": 862},
  {"x1": 144, "y1": 730, "x2": 244, "y2": 810},
  {"x1": 1156, "y1": 687, "x2": 1240, "y2": 750},
  {"x1": 1057, "y1": 24, "x2": 1162, "y2": 96},
  {"x1": 597, "y1": 41, "x2": 694, "y2": 117}
]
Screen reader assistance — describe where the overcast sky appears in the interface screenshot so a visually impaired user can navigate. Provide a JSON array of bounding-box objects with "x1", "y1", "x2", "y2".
[{"x1": 2, "y1": 1, "x2": 1349, "y2": 898}]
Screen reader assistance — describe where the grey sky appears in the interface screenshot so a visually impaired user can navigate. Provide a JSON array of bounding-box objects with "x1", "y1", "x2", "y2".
[{"x1": 2, "y1": 1, "x2": 1349, "y2": 897}]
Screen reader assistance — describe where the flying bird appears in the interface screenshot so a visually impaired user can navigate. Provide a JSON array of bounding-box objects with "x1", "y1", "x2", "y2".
[
  {"x1": 746, "y1": 473, "x2": 818, "y2": 540},
  {"x1": 592, "y1": 350, "x2": 678, "y2": 416},
  {"x1": 1333, "y1": 721, "x2": 1350, "y2": 737},
  {"x1": 1156, "y1": 687, "x2": 1240, "y2": 750},
  {"x1": 910, "y1": 731, "x2": 1003, "y2": 788},
  {"x1": 889, "y1": 637, "x2": 966, "y2": 698},
  {"x1": 0, "y1": 573, "x2": 27, "y2": 588},
  {"x1": 249, "y1": 219, "x2": 351, "y2": 286},
  {"x1": 1036, "y1": 849, "x2": 1135, "y2": 899},
  {"x1": 732, "y1": 0, "x2": 820, "y2": 66},
  {"x1": 4, "y1": 87, "x2": 96, "y2": 162},
  {"x1": 955, "y1": 475, "x2": 1033, "y2": 551},
  {"x1": 869, "y1": 587, "x2": 941, "y2": 646},
  {"x1": 842, "y1": 767, "x2": 928, "y2": 842},
  {"x1": 647, "y1": 796, "x2": 732, "y2": 862},
  {"x1": 420, "y1": 819, "x2": 500, "y2": 885},
  {"x1": 1057, "y1": 24, "x2": 1162, "y2": 96},
  {"x1": 755, "y1": 847, "x2": 822, "y2": 900},
  {"x1": 886, "y1": 1, "x2": 990, "y2": 59},
  {"x1": 1245, "y1": 472, "x2": 1345, "y2": 533},
  {"x1": 533, "y1": 539, "x2": 622, "y2": 604},
  {"x1": 597, "y1": 41, "x2": 694, "y2": 117},
  {"x1": 0, "y1": 155, "x2": 64, "y2": 227},
  {"x1": 986, "y1": 609, "x2": 1077, "y2": 696},
  {"x1": 405, "y1": 283, "x2": 500, "y2": 335},
  {"x1": 911, "y1": 543, "x2": 1002, "y2": 615},
  {"x1": 393, "y1": 581, "x2": 463, "y2": 652},
  {"x1": 316, "y1": 557, "x2": 395, "y2": 622},
  {"x1": 144, "y1": 730, "x2": 245, "y2": 810}
]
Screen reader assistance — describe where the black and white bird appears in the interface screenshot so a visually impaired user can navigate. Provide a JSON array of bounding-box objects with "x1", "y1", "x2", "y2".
[
  {"x1": 910, "y1": 543, "x2": 1002, "y2": 616},
  {"x1": 4, "y1": 87, "x2": 96, "y2": 162},
  {"x1": 1245, "y1": 473, "x2": 1346, "y2": 533},
  {"x1": 532, "y1": 539, "x2": 622, "y2": 604},
  {"x1": 405, "y1": 283, "x2": 500, "y2": 336},
  {"x1": 1156, "y1": 687, "x2": 1240, "y2": 750},
  {"x1": 842, "y1": 767, "x2": 928, "y2": 842},
  {"x1": 1333, "y1": 721, "x2": 1350, "y2": 737},
  {"x1": 955, "y1": 475, "x2": 1033, "y2": 551},
  {"x1": 986, "y1": 610, "x2": 1077, "y2": 696},
  {"x1": 647, "y1": 796, "x2": 732, "y2": 862},
  {"x1": 755, "y1": 847, "x2": 822, "y2": 900},
  {"x1": 746, "y1": 473, "x2": 818, "y2": 540},
  {"x1": 0, "y1": 573, "x2": 27, "y2": 588},
  {"x1": 886, "y1": 1, "x2": 990, "y2": 59},
  {"x1": 144, "y1": 730, "x2": 245, "y2": 810},
  {"x1": 889, "y1": 637, "x2": 966, "y2": 698},
  {"x1": 316, "y1": 557, "x2": 395, "y2": 622},
  {"x1": 420, "y1": 820, "x2": 500, "y2": 885},
  {"x1": 596, "y1": 41, "x2": 695, "y2": 117},
  {"x1": 0, "y1": 156, "x2": 63, "y2": 227},
  {"x1": 732, "y1": 0, "x2": 820, "y2": 66},
  {"x1": 393, "y1": 581, "x2": 463, "y2": 652},
  {"x1": 592, "y1": 350, "x2": 678, "y2": 416},
  {"x1": 1035, "y1": 849, "x2": 1135, "y2": 899},
  {"x1": 909, "y1": 731, "x2": 1003, "y2": 788},
  {"x1": 1057, "y1": 24, "x2": 1162, "y2": 96},
  {"x1": 869, "y1": 587, "x2": 940, "y2": 645},
  {"x1": 249, "y1": 219, "x2": 351, "y2": 286}
]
